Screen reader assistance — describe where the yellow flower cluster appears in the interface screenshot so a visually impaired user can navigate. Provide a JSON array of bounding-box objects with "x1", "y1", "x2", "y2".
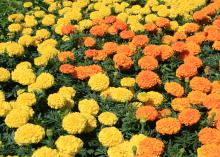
[
  {"x1": 0, "y1": 67, "x2": 10, "y2": 82},
  {"x1": 5, "y1": 42, "x2": 24, "y2": 57},
  {"x1": 88, "y1": 73, "x2": 110, "y2": 91},
  {"x1": 98, "y1": 112, "x2": 118, "y2": 126}
]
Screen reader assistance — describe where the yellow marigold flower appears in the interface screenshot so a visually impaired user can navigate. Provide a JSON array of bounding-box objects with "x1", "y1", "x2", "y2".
[
  {"x1": 18, "y1": 35, "x2": 33, "y2": 47},
  {"x1": 0, "y1": 101, "x2": 12, "y2": 117},
  {"x1": 16, "y1": 61, "x2": 32, "y2": 69},
  {"x1": 62, "y1": 112, "x2": 87, "y2": 134},
  {"x1": 58, "y1": 86, "x2": 76, "y2": 99},
  {"x1": 8, "y1": 13, "x2": 24, "y2": 22},
  {"x1": 145, "y1": 14, "x2": 159, "y2": 23},
  {"x1": 12, "y1": 68, "x2": 36, "y2": 85},
  {"x1": 63, "y1": 1, "x2": 72, "y2": 7},
  {"x1": 107, "y1": 141, "x2": 133, "y2": 157},
  {"x1": 137, "y1": 92, "x2": 149, "y2": 103},
  {"x1": 130, "y1": 134, "x2": 147, "y2": 154},
  {"x1": 22, "y1": 28, "x2": 32, "y2": 35},
  {"x1": 35, "y1": 72, "x2": 54, "y2": 89},
  {"x1": 55, "y1": 135, "x2": 83, "y2": 155},
  {"x1": 120, "y1": 77, "x2": 135, "y2": 87},
  {"x1": 11, "y1": 103, "x2": 34, "y2": 117},
  {"x1": 197, "y1": 144, "x2": 220, "y2": 157},
  {"x1": 117, "y1": 13, "x2": 128, "y2": 22},
  {"x1": 98, "y1": 112, "x2": 118, "y2": 126},
  {"x1": 147, "y1": 0, "x2": 159, "y2": 7},
  {"x1": 88, "y1": 73, "x2": 109, "y2": 91},
  {"x1": 16, "y1": 92, "x2": 36, "y2": 107},
  {"x1": 6, "y1": 42, "x2": 24, "y2": 57},
  {"x1": 78, "y1": 19, "x2": 92, "y2": 31},
  {"x1": 36, "y1": 29, "x2": 51, "y2": 39},
  {"x1": 145, "y1": 91, "x2": 164, "y2": 106},
  {"x1": 32, "y1": 146, "x2": 59, "y2": 157},
  {"x1": 78, "y1": 99, "x2": 99, "y2": 116},
  {"x1": 64, "y1": 11, "x2": 82, "y2": 21},
  {"x1": 8, "y1": 24, "x2": 22, "y2": 33},
  {"x1": 101, "y1": 87, "x2": 133, "y2": 103},
  {"x1": 5, "y1": 108, "x2": 31, "y2": 128},
  {"x1": 0, "y1": 67, "x2": 10, "y2": 82},
  {"x1": 42, "y1": 14, "x2": 55, "y2": 26},
  {"x1": 0, "y1": 42, "x2": 7, "y2": 54},
  {"x1": 24, "y1": 15, "x2": 38, "y2": 28},
  {"x1": 34, "y1": 11, "x2": 45, "y2": 18},
  {"x1": 43, "y1": 0, "x2": 54, "y2": 5},
  {"x1": 48, "y1": 93, "x2": 66, "y2": 109},
  {"x1": 23, "y1": 2, "x2": 33, "y2": 8},
  {"x1": 81, "y1": 113, "x2": 97, "y2": 132},
  {"x1": 34, "y1": 56, "x2": 49, "y2": 66},
  {"x1": 169, "y1": 21, "x2": 179, "y2": 31},
  {"x1": 0, "y1": 91, "x2": 5, "y2": 102},
  {"x1": 14, "y1": 123, "x2": 45, "y2": 145}
]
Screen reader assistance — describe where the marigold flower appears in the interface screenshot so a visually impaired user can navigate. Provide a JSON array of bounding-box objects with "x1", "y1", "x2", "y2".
[
  {"x1": 185, "y1": 41, "x2": 201, "y2": 55},
  {"x1": 98, "y1": 127, "x2": 124, "y2": 147},
  {"x1": 93, "y1": 50, "x2": 108, "y2": 61},
  {"x1": 187, "y1": 90, "x2": 207, "y2": 105},
  {"x1": 47, "y1": 93, "x2": 66, "y2": 109},
  {"x1": 98, "y1": 112, "x2": 118, "y2": 126},
  {"x1": 138, "y1": 137, "x2": 165, "y2": 156},
  {"x1": 190, "y1": 77, "x2": 212, "y2": 93},
  {"x1": 198, "y1": 127, "x2": 220, "y2": 145},
  {"x1": 117, "y1": 44, "x2": 136, "y2": 56},
  {"x1": 0, "y1": 101, "x2": 11, "y2": 117},
  {"x1": 16, "y1": 92, "x2": 36, "y2": 107},
  {"x1": 183, "y1": 56, "x2": 202, "y2": 68},
  {"x1": 107, "y1": 141, "x2": 133, "y2": 157},
  {"x1": 32, "y1": 146, "x2": 59, "y2": 157},
  {"x1": 132, "y1": 35, "x2": 149, "y2": 47},
  {"x1": 0, "y1": 67, "x2": 10, "y2": 82},
  {"x1": 136, "y1": 106, "x2": 159, "y2": 122},
  {"x1": 90, "y1": 25, "x2": 106, "y2": 37},
  {"x1": 184, "y1": 23, "x2": 200, "y2": 33},
  {"x1": 143, "y1": 44, "x2": 160, "y2": 57},
  {"x1": 62, "y1": 25, "x2": 76, "y2": 35},
  {"x1": 158, "y1": 108, "x2": 172, "y2": 118},
  {"x1": 59, "y1": 64, "x2": 75, "y2": 74},
  {"x1": 165, "y1": 82, "x2": 184, "y2": 97},
  {"x1": 156, "y1": 117, "x2": 181, "y2": 135},
  {"x1": 162, "y1": 35, "x2": 176, "y2": 44},
  {"x1": 104, "y1": 16, "x2": 116, "y2": 24},
  {"x1": 84, "y1": 37, "x2": 96, "y2": 47},
  {"x1": 58, "y1": 51, "x2": 75, "y2": 62},
  {"x1": 203, "y1": 93, "x2": 220, "y2": 109},
  {"x1": 176, "y1": 63, "x2": 198, "y2": 79},
  {"x1": 178, "y1": 108, "x2": 201, "y2": 126},
  {"x1": 197, "y1": 144, "x2": 220, "y2": 157},
  {"x1": 212, "y1": 40, "x2": 220, "y2": 51},
  {"x1": 113, "y1": 20, "x2": 127, "y2": 31},
  {"x1": 211, "y1": 81, "x2": 220, "y2": 94},
  {"x1": 136, "y1": 70, "x2": 161, "y2": 89},
  {"x1": 113, "y1": 54, "x2": 133, "y2": 70},
  {"x1": 85, "y1": 49, "x2": 98, "y2": 58},
  {"x1": 174, "y1": 31, "x2": 187, "y2": 40},
  {"x1": 78, "y1": 99, "x2": 99, "y2": 116},
  {"x1": 88, "y1": 73, "x2": 109, "y2": 91},
  {"x1": 144, "y1": 23, "x2": 157, "y2": 32},
  {"x1": 120, "y1": 30, "x2": 135, "y2": 40},
  {"x1": 107, "y1": 26, "x2": 118, "y2": 35},
  {"x1": 103, "y1": 42, "x2": 118, "y2": 55},
  {"x1": 145, "y1": 91, "x2": 164, "y2": 106},
  {"x1": 138, "y1": 56, "x2": 158, "y2": 70},
  {"x1": 120, "y1": 77, "x2": 135, "y2": 87},
  {"x1": 159, "y1": 45, "x2": 174, "y2": 61},
  {"x1": 82, "y1": 113, "x2": 97, "y2": 132},
  {"x1": 156, "y1": 17, "x2": 170, "y2": 28},
  {"x1": 171, "y1": 98, "x2": 191, "y2": 112}
]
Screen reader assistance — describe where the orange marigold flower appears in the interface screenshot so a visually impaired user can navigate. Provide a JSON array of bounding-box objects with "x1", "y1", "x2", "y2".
[
  {"x1": 85, "y1": 49, "x2": 98, "y2": 58},
  {"x1": 136, "y1": 106, "x2": 159, "y2": 122},
  {"x1": 136, "y1": 70, "x2": 161, "y2": 89},
  {"x1": 178, "y1": 108, "x2": 201, "y2": 126},
  {"x1": 187, "y1": 90, "x2": 207, "y2": 105},
  {"x1": 164, "y1": 82, "x2": 184, "y2": 97},
  {"x1": 90, "y1": 25, "x2": 106, "y2": 37},
  {"x1": 171, "y1": 98, "x2": 191, "y2": 112},
  {"x1": 155, "y1": 17, "x2": 170, "y2": 28},
  {"x1": 59, "y1": 64, "x2": 75, "y2": 74},
  {"x1": 183, "y1": 56, "x2": 202, "y2": 68},
  {"x1": 138, "y1": 56, "x2": 158, "y2": 70},
  {"x1": 172, "y1": 41, "x2": 186, "y2": 52},
  {"x1": 158, "y1": 45, "x2": 174, "y2": 61},
  {"x1": 211, "y1": 81, "x2": 220, "y2": 94},
  {"x1": 143, "y1": 45, "x2": 160, "y2": 57},
  {"x1": 138, "y1": 137, "x2": 165, "y2": 156},
  {"x1": 184, "y1": 23, "x2": 200, "y2": 33},
  {"x1": 193, "y1": 11, "x2": 208, "y2": 21},
  {"x1": 84, "y1": 37, "x2": 96, "y2": 47},
  {"x1": 156, "y1": 117, "x2": 181, "y2": 135},
  {"x1": 197, "y1": 144, "x2": 220, "y2": 157},
  {"x1": 72, "y1": 64, "x2": 103, "y2": 80},
  {"x1": 212, "y1": 40, "x2": 220, "y2": 51},
  {"x1": 132, "y1": 35, "x2": 149, "y2": 47},
  {"x1": 174, "y1": 32, "x2": 187, "y2": 40},
  {"x1": 158, "y1": 108, "x2": 172, "y2": 118},
  {"x1": 117, "y1": 44, "x2": 136, "y2": 56},
  {"x1": 198, "y1": 127, "x2": 220, "y2": 145},
  {"x1": 185, "y1": 41, "x2": 201, "y2": 55},
  {"x1": 208, "y1": 109, "x2": 220, "y2": 124},
  {"x1": 119, "y1": 30, "x2": 135, "y2": 40},
  {"x1": 58, "y1": 51, "x2": 75, "y2": 62},
  {"x1": 162, "y1": 35, "x2": 176, "y2": 44},
  {"x1": 186, "y1": 32, "x2": 206, "y2": 45},
  {"x1": 113, "y1": 20, "x2": 127, "y2": 31},
  {"x1": 113, "y1": 54, "x2": 133, "y2": 70},
  {"x1": 144, "y1": 23, "x2": 157, "y2": 32},
  {"x1": 103, "y1": 42, "x2": 118, "y2": 55},
  {"x1": 189, "y1": 77, "x2": 212, "y2": 93},
  {"x1": 176, "y1": 63, "x2": 198, "y2": 79},
  {"x1": 62, "y1": 25, "x2": 76, "y2": 35},
  {"x1": 213, "y1": 19, "x2": 220, "y2": 27},
  {"x1": 203, "y1": 93, "x2": 220, "y2": 110},
  {"x1": 93, "y1": 50, "x2": 107, "y2": 61},
  {"x1": 107, "y1": 26, "x2": 118, "y2": 35},
  {"x1": 104, "y1": 16, "x2": 116, "y2": 24}
]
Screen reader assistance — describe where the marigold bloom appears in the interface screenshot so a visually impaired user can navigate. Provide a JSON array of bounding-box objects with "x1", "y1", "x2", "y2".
[
  {"x1": 98, "y1": 112, "x2": 118, "y2": 126},
  {"x1": 84, "y1": 37, "x2": 96, "y2": 47},
  {"x1": 144, "y1": 23, "x2": 157, "y2": 32},
  {"x1": 190, "y1": 77, "x2": 212, "y2": 93},
  {"x1": 107, "y1": 141, "x2": 133, "y2": 157},
  {"x1": 145, "y1": 91, "x2": 164, "y2": 106},
  {"x1": 120, "y1": 30, "x2": 135, "y2": 40},
  {"x1": 143, "y1": 45, "x2": 160, "y2": 57},
  {"x1": 187, "y1": 90, "x2": 207, "y2": 105},
  {"x1": 156, "y1": 117, "x2": 181, "y2": 135},
  {"x1": 103, "y1": 42, "x2": 118, "y2": 55},
  {"x1": 184, "y1": 23, "x2": 200, "y2": 33},
  {"x1": 78, "y1": 99, "x2": 99, "y2": 116},
  {"x1": 156, "y1": 17, "x2": 170, "y2": 28},
  {"x1": 132, "y1": 35, "x2": 149, "y2": 47},
  {"x1": 113, "y1": 20, "x2": 127, "y2": 31},
  {"x1": 117, "y1": 44, "x2": 136, "y2": 56},
  {"x1": 212, "y1": 40, "x2": 220, "y2": 51},
  {"x1": 211, "y1": 81, "x2": 220, "y2": 94},
  {"x1": 184, "y1": 56, "x2": 202, "y2": 68},
  {"x1": 136, "y1": 106, "x2": 159, "y2": 122},
  {"x1": 176, "y1": 63, "x2": 198, "y2": 79},
  {"x1": 58, "y1": 51, "x2": 75, "y2": 62},
  {"x1": 59, "y1": 64, "x2": 75, "y2": 74},
  {"x1": 136, "y1": 70, "x2": 161, "y2": 89},
  {"x1": 171, "y1": 98, "x2": 191, "y2": 112},
  {"x1": 165, "y1": 82, "x2": 184, "y2": 97},
  {"x1": 93, "y1": 50, "x2": 108, "y2": 61},
  {"x1": 174, "y1": 31, "x2": 187, "y2": 40},
  {"x1": 138, "y1": 137, "x2": 165, "y2": 156},
  {"x1": 158, "y1": 108, "x2": 172, "y2": 118},
  {"x1": 197, "y1": 144, "x2": 220, "y2": 157},
  {"x1": 138, "y1": 56, "x2": 158, "y2": 70},
  {"x1": 203, "y1": 93, "x2": 220, "y2": 109},
  {"x1": 107, "y1": 26, "x2": 118, "y2": 35},
  {"x1": 32, "y1": 146, "x2": 59, "y2": 157},
  {"x1": 185, "y1": 42, "x2": 201, "y2": 55},
  {"x1": 159, "y1": 45, "x2": 174, "y2": 61},
  {"x1": 62, "y1": 25, "x2": 76, "y2": 35},
  {"x1": 198, "y1": 127, "x2": 220, "y2": 145},
  {"x1": 178, "y1": 108, "x2": 201, "y2": 126},
  {"x1": 113, "y1": 54, "x2": 133, "y2": 70},
  {"x1": 85, "y1": 49, "x2": 98, "y2": 58},
  {"x1": 172, "y1": 41, "x2": 186, "y2": 52},
  {"x1": 88, "y1": 72, "x2": 109, "y2": 91},
  {"x1": 120, "y1": 77, "x2": 135, "y2": 87},
  {"x1": 90, "y1": 25, "x2": 106, "y2": 37},
  {"x1": 104, "y1": 16, "x2": 116, "y2": 24},
  {"x1": 162, "y1": 35, "x2": 176, "y2": 44}
]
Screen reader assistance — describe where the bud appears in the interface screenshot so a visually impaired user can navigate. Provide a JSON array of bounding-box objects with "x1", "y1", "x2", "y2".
[{"x1": 46, "y1": 129, "x2": 53, "y2": 137}]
